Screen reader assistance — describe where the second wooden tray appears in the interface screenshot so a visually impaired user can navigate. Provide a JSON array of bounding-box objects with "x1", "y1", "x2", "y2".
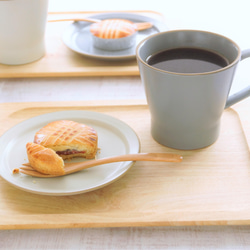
[{"x1": 0, "y1": 11, "x2": 166, "y2": 78}]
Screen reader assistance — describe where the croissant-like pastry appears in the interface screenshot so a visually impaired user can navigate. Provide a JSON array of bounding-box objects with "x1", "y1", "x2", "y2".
[
  {"x1": 34, "y1": 120, "x2": 98, "y2": 160},
  {"x1": 26, "y1": 142, "x2": 65, "y2": 175},
  {"x1": 90, "y1": 19, "x2": 136, "y2": 39}
]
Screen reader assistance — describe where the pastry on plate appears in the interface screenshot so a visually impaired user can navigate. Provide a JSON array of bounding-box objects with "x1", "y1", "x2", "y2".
[
  {"x1": 34, "y1": 120, "x2": 98, "y2": 160},
  {"x1": 90, "y1": 19, "x2": 136, "y2": 39},
  {"x1": 90, "y1": 19, "x2": 137, "y2": 51},
  {"x1": 26, "y1": 142, "x2": 65, "y2": 175}
]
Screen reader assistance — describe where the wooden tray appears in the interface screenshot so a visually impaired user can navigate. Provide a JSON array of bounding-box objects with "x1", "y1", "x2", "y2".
[
  {"x1": 0, "y1": 99, "x2": 250, "y2": 229},
  {"x1": 0, "y1": 11, "x2": 165, "y2": 79}
]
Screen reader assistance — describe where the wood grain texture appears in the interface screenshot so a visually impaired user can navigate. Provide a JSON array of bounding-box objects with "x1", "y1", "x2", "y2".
[
  {"x1": 1, "y1": 226, "x2": 250, "y2": 249},
  {"x1": 0, "y1": 100, "x2": 250, "y2": 229}
]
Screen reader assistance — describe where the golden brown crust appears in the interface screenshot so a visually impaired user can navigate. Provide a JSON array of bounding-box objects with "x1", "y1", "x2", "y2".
[
  {"x1": 90, "y1": 19, "x2": 136, "y2": 39},
  {"x1": 34, "y1": 120, "x2": 98, "y2": 160},
  {"x1": 26, "y1": 142, "x2": 65, "y2": 175}
]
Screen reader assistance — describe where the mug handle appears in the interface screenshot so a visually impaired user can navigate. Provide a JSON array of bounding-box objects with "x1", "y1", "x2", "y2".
[{"x1": 225, "y1": 49, "x2": 250, "y2": 109}]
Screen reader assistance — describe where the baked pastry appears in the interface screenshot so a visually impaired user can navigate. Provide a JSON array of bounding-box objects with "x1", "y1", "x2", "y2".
[
  {"x1": 34, "y1": 120, "x2": 98, "y2": 160},
  {"x1": 26, "y1": 142, "x2": 65, "y2": 175},
  {"x1": 90, "y1": 19, "x2": 136, "y2": 39}
]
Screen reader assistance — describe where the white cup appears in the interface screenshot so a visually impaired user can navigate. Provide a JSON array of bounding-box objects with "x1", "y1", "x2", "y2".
[{"x1": 0, "y1": 0, "x2": 48, "y2": 65}]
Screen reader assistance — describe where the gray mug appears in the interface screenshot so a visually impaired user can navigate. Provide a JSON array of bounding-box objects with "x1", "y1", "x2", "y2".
[{"x1": 136, "y1": 30, "x2": 250, "y2": 150}]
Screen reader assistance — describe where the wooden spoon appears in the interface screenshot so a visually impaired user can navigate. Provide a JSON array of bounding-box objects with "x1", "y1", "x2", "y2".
[
  {"x1": 19, "y1": 153, "x2": 183, "y2": 178},
  {"x1": 48, "y1": 18, "x2": 153, "y2": 31}
]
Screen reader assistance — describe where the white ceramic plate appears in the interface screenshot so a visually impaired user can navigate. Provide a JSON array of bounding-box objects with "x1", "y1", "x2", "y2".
[
  {"x1": 0, "y1": 111, "x2": 140, "y2": 196},
  {"x1": 62, "y1": 12, "x2": 168, "y2": 60}
]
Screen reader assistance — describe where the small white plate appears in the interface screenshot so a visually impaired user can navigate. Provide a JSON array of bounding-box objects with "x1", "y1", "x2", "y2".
[
  {"x1": 0, "y1": 111, "x2": 140, "y2": 196},
  {"x1": 62, "y1": 12, "x2": 168, "y2": 61}
]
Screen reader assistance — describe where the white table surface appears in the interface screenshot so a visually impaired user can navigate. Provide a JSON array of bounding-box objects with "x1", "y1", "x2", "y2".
[{"x1": 1, "y1": 0, "x2": 250, "y2": 249}]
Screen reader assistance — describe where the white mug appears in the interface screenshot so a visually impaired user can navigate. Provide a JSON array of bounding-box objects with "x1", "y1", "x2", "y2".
[{"x1": 0, "y1": 0, "x2": 48, "y2": 65}]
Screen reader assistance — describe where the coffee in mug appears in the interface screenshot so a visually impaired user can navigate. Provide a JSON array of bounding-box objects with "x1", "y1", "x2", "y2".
[{"x1": 146, "y1": 47, "x2": 229, "y2": 73}]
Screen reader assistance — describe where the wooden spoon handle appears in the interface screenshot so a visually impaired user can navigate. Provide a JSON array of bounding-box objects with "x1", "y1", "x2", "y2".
[
  {"x1": 48, "y1": 18, "x2": 100, "y2": 23},
  {"x1": 65, "y1": 153, "x2": 183, "y2": 174},
  {"x1": 48, "y1": 19, "x2": 153, "y2": 31}
]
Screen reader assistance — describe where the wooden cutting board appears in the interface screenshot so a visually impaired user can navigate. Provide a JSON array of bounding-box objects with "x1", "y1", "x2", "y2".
[
  {"x1": 0, "y1": 11, "x2": 165, "y2": 79},
  {"x1": 0, "y1": 99, "x2": 250, "y2": 229}
]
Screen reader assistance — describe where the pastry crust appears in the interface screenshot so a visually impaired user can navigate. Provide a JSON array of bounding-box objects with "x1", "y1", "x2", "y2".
[
  {"x1": 90, "y1": 19, "x2": 136, "y2": 39},
  {"x1": 26, "y1": 142, "x2": 65, "y2": 175},
  {"x1": 34, "y1": 120, "x2": 98, "y2": 160}
]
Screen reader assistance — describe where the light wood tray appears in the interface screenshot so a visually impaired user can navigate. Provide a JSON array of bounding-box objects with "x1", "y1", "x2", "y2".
[
  {"x1": 0, "y1": 99, "x2": 250, "y2": 229},
  {"x1": 0, "y1": 11, "x2": 165, "y2": 79}
]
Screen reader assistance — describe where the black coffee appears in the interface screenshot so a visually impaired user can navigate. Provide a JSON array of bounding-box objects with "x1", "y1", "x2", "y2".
[{"x1": 146, "y1": 47, "x2": 229, "y2": 73}]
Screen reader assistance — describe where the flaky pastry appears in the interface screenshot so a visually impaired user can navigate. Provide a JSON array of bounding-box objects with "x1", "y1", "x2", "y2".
[
  {"x1": 26, "y1": 142, "x2": 65, "y2": 175},
  {"x1": 90, "y1": 19, "x2": 136, "y2": 39},
  {"x1": 34, "y1": 120, "x2": 98, "y2": 160}
]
